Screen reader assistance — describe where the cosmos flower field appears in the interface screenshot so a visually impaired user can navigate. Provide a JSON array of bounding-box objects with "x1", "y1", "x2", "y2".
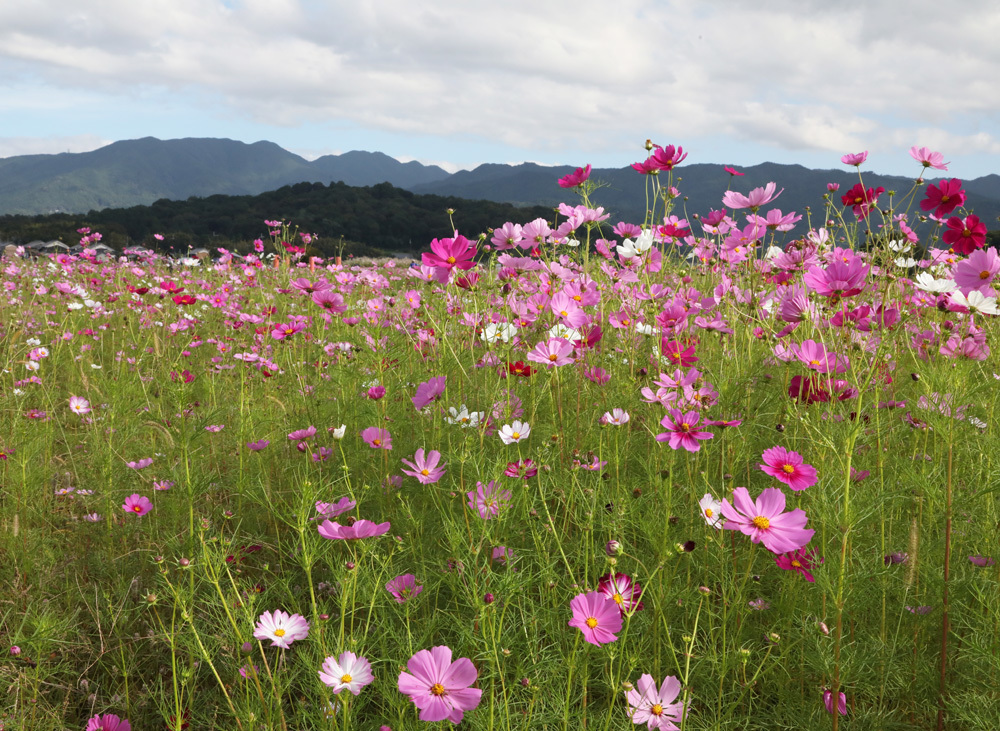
[{"x1": 2, "y1": 145, "x2": 999, "y2": 730}]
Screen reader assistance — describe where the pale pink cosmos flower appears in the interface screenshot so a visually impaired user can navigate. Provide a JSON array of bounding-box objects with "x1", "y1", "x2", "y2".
[
  {"x1": 759, "y1": 446, "x2": 818, "y2": 491},
  {"x1": 841, "y1": 151, "x2": 868, "y2": 167},
  {"x1": 318, "y1": 519, "x2": 391, "y2": 540},
  {"x1": 601, "y1": 408, "x2": 630, "y2": 425},
  {"x1": 655, "y1": 409, "x2": 714, "y2": 452},
  {"x1": 721, "y1": 182, "x2": 783, "y2": 210},
  {"x1": 126, "y1": 458, "x2": 153, "y2": 470},
  {"x1": 625, "y1": 674, "x2": 686, "y2": 730},
  {"x1": 910, "y1": 146, "x2": 949, "y2": 171},
  {"x1": 122, "y1": 494, "x2": 152, "y2": 516},
  {"x1": 386, "y1": 573, "x2": 423, "y2": 603},
  {"x1": 288, "y1": 426, "x2": 316, "y2": 441},
  {"x1": 69, "y1": 396, "x2": 91, "y2": 415},
  {"x1": 467, "y1": 480, "x2": 512, "y2": 520},
  {"x1": 360, "y1": 427, "x2": 392, "y2": 450},
  {"x1": 953, "y1": 247, "x2": 1000, "y2": 292},
  {"x1": 568, "y1": 591, "x2": 622, "y2": 646},
  {"x1": 253, "y1": 609, "x2": 309, "y2": 649},
  {"x1": 526, "y1": 337, "x2": 575, "y2": 367},
  {"x1": 397, "y1": 646, "x2": 482, "y2": 724},
  {"x1": 401, "y1": 449, "x2": 447, "y2": 484},
  {"x1": 721, "y1": 487, "x2": 814, "y2": 555},
  {"x1": 318, "y1": 651, "x2": 374, "y2": 695}
]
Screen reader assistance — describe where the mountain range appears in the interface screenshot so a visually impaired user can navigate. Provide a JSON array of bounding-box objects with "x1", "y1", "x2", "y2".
[{"x1": 2, "y1": 137, "x2": 999, "y2": 230}]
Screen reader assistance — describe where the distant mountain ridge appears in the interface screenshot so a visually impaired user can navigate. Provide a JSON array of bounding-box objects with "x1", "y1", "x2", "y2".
[{"x1": 2, "y1": 137, "x2": 999, "y2": 229}]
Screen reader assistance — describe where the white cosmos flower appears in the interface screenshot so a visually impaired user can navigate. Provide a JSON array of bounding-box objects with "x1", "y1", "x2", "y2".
[
  {"x1": 914, "y1": 272, "x2": 957, "y2": 294},
  {"x1": 699, "y1": 493, "x2": 724, "y2": 528},
  {"x1": 499, "y1": 420, "x2": 530, "y2": 445},
  {"x1": 547, "y1": 323, "x2": 581, "y2": 341},
  {"x1": 951, "y1": 290, "x2": 1000, "y2": 316},
  {"x1": 318, "y1": 651, "x2": 374, "y2": 696},
  {"x1": 481, "y1": 322, "x2": 517, "y2": 344},
  {"x1": 617, "y1": 228, "x2": 655, "y2": 259},
  {"x1": 331, "y1": 424, "x2": 347, "y2": 440}
]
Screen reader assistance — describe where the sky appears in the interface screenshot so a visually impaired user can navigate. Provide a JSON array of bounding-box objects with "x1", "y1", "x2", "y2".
[{"x1": 2, "y1": 0, "x2": 999, "y2": 180}]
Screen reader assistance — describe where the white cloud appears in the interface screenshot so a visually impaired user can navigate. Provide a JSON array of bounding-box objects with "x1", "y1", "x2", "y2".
[{"x1": 0, "y1": 135, "x2": 110, "y2": 159}]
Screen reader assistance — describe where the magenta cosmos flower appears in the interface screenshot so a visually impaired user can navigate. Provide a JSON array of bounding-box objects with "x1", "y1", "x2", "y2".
[
  {"x1": 597, "y1": 572, "x2": 644, "y2": 615},
  {"x1": 318, "y1": 651, "x2": 374, "y2": 695},
  {"x1": 823, "y1": 689, "x2": 847, "y2": 715},
  {"x1": 360, "y1": 427, "x2": 392, "y2": 450},
  {"x1": 318, "y1": 519, "x2": 391, "y2": 540},
  {"x1": 85, "y1": 714, "x2": 131, "y2": 731},
  {"x1": 625, "y1": 674, "x2": 686, "y2": 730},
  {"x1": 759, "y1": 446, "x2": 818, "y2": 491},
  {"x1": 655, "y1": 409, "x2": 714, "y2": 452},
  {"x1": 558, "y1": 164, "x2": 592, "y2": 189},
  {"x1": 942, "y1": 214, "x2": 987, "y2": 255},
  {"x1": 568, "y1": 591, "x2": 622, "y2": 646},
  {"x1": 386, "y1": 573, "x2": 423, "y2": 603},
  {"x1": 920, "y1": 178, "x2": 966, "y2": 218},
  {"x1": 774, "y1": 547, "x2": 823, "y2": 582},
  {"x1": 401, "y1": 448, "x2": 447, "y2": 484},
  {"x1": 397, "y1": 646, "x2": 482, "y2": 724},
  {"x1": 253, "y1": 609, "x2": 309, "y2": 649},
  {"x1": 122, "y1": 494, "x2": 152, "y2": 516},
  {"x1": 721, "y1": 487, "x2": 814, "y2": 555}
]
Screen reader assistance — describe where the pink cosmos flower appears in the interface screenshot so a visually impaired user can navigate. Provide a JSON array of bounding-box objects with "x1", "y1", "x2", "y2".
[
  {"x1": 760, "y1": 446, "x2": 818, "y2": 490},
  {"x1": 288, "y1": 426, "x2": 316, "y2": 441},
  {"x1": 318, "y1": 519, "x2": 391, "y2": 540},
  {"x1": 126, "y1": 458, "x2": 153, "y2": 470},
  {"x1": 774, "y1": 547, "x2": 822, "y2": 582},
  {"x1": 568, "y1": 591, "x2": 622, "y2": 646},
  {"x1": 412, "y1": 376, "x2": 446, "y2": 410},
  {"x1": 597, "y1": 572, "x2": 644, "y2": 615},
  {"x1": 969, "y1": 555, "x2": 995, "y2": 567},
  {"x1": 253, "y1": 609, "x2": 309, "y2": 649},
  {"x1": 823, "y1": 689, "x2": 847, "y2": 715},
  {"x1": 386, "y1": 573, "x2": 423, "y2": 603},
  {"x1": 421, "y1": 234, "x2": 477, "y2": 281},
  {"x1": 360, "y1": 427, "x2": 392, "y2": 450},
  {"x1": 721, "y1": 182, "x2": 783, "y2": 210},
  {"x1": 318, "y1": 651, "x2": 374, "y2": 695},
  {"x1": 401, "y1": 449, "x2": 447, "y2": 484},
  {"x1": 467, "y1": 480, "x2": 511, "y2": 520},
  {"x1": 625, "y1": 674, "x2": 686, "y2": 730},
  {"x1": 312, "y1": 289, "x2": 347, "y2": 313},
  {"x1": 526, "y1": 337, "x2": 575, "y2": 367},
  {"x1": 841, "y1": 150, "x2": 868, "y2": 167},
  {"x1": 503, "y1": 459, "x2": 537, "y2": 479},
  {"x1": 85, "y1": 713, "x2": 131, "y2": 731},
  {"x1": 724, "y1": 165, "x2": 744, "y2": 177},
  {"x1": 247, "y1": 439, "x2": 270, "y2": 451},
  {"x1": 122, "y1": 494, "x2": 152, "y2": 516},
  {"x1": 558, "y1": 164, "x2": 592, "y2": 188},
  {"x1": 920, "y1": 179, "x2": 966, "y2": 218},
  {"x1": 803, "y1": 258, "x2": 869, "y2": 298},
  {"x1": 650, "y1": 144, "x2": 687, "y2": 171},
  {"x1": 910, "y1": 146, "x2": 949, "y2": 171},
  {"x1": 655, "y1": 409, "x2": 714, "y2": 452},
  {"x1": 315, "y1": 496, "x2": 356, "y2": 519},
  {"x1": 721, "y1": 487, "x2": 814, "y2": 555},
  {"x1": 69, "y1": 396, "x2": 91, "y2": 415},
  {"x1": 397, "y1": 646, "x2": 482, "y2": 724},
  {"x1": 794, "y1": 339, "x2": 849, "y2": 374}
]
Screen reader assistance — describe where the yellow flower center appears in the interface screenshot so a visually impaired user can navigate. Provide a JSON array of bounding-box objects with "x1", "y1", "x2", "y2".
[
  {"x1": 446, "y1": 256, "x2": 456, "y2": 264},
  {"x1": 421, "y1": 469, "x2": 429, "y2": 476},
  {"x1": 704, "y1": 508, "x2": 713, "y2": 518},
  {"x1": 781, "y1": 464, "x2": 795, "y2": 474},
  {"x1": 809, "y1": 359, "x2": 821, "y2": 366},
  {"x1": 340, "y1": 673, "x2": 352, "y2": 683},
  {"x1": 585, "y1": 617, "x2": 598, "y2": 629},
  {"x1": 651, "y1": 704, "x2": 664, "y2": 716},
  {"x1": 560, "y1": 310, "x2": 569, "y2": 317},
  {"x1": 373, "y1": 439, "x2": 381, "y2": 447},
  {"x1": 511, "y1": 432, "x2": 520, "y2": 440},
  {"x1": 612, "y1": 593, "x2": 623, "y2": 605},
  {"x1": 573, "y1": 295, "x2": 582, "y2": 301},
  {"x1": 431, "y1": 683, "x2": 446, "y2": 696},
  {"x1": 679, "y1": 423, "x2": 691, "y2": 433},
  {"x1": 274, "y1": 629, "x2": 286, "y2": 637},
  {"x1": 133, "y1": 506, "x2": 142, "y2": 512},
  {"x1": 751, "y1": 516, "x2": 770, "y2": 530},
  {"x1": 791, "y1": 560, "x2": 802, "y2": 568},
  {"x1": 941, "y1": 195, "x2": 950, "y2": 203},
  {"x1": 981, "y1": 270, "x2": 990, "y2": 280},
  {"x1": 548, "y1": 354, "x2": 558, "y2": 361}
]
